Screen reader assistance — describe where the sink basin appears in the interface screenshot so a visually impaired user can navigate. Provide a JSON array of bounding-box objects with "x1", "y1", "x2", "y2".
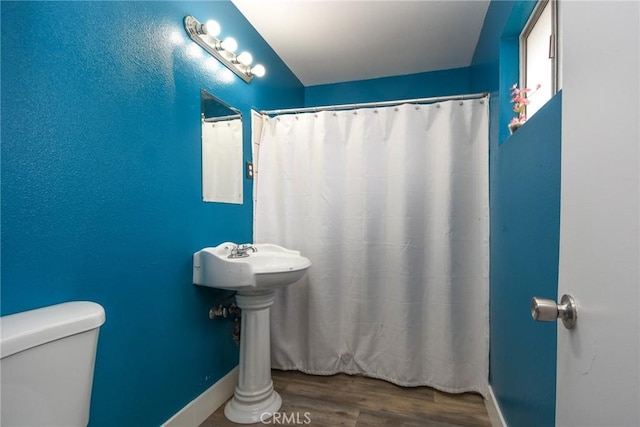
[
  {"x1": 193, "y1": 242, "x2": 311, "y2": 423},
  {"x1": 193, "y1": 242, "x2": 311, "y2": 291}
]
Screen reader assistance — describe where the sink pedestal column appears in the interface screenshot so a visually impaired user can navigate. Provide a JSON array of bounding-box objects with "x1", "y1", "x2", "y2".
[{"x1": 224, "y1": 290, "x2": 281, "y2": 424}]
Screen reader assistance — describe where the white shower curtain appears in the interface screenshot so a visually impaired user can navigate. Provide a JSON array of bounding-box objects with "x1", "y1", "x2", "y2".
[{"x1": 255, "y1": 99, "x2": 489, "y2": 395}]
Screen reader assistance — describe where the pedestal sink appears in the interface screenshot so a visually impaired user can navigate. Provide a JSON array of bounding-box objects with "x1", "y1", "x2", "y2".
[{"x1": 193, "y1": 243, "x2": 311, "y2": 424}]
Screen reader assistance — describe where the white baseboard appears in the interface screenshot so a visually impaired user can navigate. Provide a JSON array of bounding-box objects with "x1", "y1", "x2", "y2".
[
  {"x1": 485, "y1": 385, "x2": 507, "y2": 427},
  {"x1": 162, "y1": 366, "x2": 238, "y2": 427}
]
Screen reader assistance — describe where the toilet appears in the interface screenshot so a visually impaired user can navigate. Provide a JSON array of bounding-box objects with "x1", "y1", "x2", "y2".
[{"x1": 0, "y1": 301, "x2": 106, "y2": 427}]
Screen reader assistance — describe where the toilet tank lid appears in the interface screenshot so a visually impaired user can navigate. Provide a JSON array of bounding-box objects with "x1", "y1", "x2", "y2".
[{"x1": 0, "y1": 301, "x2": 106, "y2": 359}]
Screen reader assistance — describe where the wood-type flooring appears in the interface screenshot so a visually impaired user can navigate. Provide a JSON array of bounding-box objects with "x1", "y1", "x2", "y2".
[{"x1": 201, "y1": 369, "x2": 491, "y2": 427}]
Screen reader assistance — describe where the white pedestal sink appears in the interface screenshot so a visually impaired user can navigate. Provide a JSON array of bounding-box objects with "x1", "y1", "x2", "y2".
[{"x1": 193, "y1": 243, "x2": 311, "y2": 424}]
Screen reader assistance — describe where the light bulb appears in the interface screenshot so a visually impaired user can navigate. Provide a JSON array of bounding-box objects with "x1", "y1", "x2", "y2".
[
  {"x1": 237, "y1": 51, "x2": 253, "y2": 66},
  {"x1": 220, "y1": 37, "x2": 238, "y2": 53},
  {"x1": 204, "y1": 20, "x2": 221, "y2": 37},
  {"x1": 250, "y1": 64, "x2": 266, "y2": 78}
]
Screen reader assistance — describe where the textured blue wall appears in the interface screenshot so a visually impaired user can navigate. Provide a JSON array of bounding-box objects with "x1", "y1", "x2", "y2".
[
  {"x1": 490, "y1": 94, "x2": 560, "y2": 427},
  {"x1": 470, "y1": 1, "x2": 560, "y2": 426},
  {"x1": 2, "y1": 1, "x2": 561, "y2": 425},
  {"x1": 304, "y1": 67, "x2": 471, "y2": 106},
  {"x1": 470, "y1": 1, "x2": 511, "y2": 93},
  {"x1": 1, "y1": 1, "x2": 303, "y2": 426}
]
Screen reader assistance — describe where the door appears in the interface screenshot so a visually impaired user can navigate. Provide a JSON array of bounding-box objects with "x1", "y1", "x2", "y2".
[{"x1": 555, "y1": 2, "x2": 639, "y2": 425}]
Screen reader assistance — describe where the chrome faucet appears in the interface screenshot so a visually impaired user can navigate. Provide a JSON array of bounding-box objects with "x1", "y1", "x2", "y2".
[{"x1": 228, "y1": 244, "x2": 258, "y2": 258}]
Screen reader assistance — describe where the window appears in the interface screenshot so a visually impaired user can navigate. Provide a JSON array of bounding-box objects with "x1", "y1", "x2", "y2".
[{"x1": 520, "y1": 0, "x2": 560, "y2": 119}]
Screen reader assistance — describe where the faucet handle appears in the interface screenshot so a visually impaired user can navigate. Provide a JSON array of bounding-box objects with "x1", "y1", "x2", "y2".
[
  {"x1": 226, "y1": 244, "x2": 240, "y2": 258},
  {"x1": 238, "y1": 244, "x2": 258, "y2": 253},
  {"x1": 227, "y1": 243, "x2": 257, "y2": 258}
]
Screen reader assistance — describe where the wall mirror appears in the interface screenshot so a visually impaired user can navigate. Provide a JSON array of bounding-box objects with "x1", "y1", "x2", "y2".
[{"x1": 200, "y1": 89, "x2": 243, "y2": 204}]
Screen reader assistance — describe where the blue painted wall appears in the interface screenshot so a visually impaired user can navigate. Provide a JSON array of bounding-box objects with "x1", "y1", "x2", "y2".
[
  {"x1": 489, "y1": 94, "x2": 561, "y2": 426},
  {"x1": 1, "y1": 1, "x2": 303, "y2": 426},
  {"x1": 470, "y1": 1, "x2": 560, "y2": 426},
  {"x1": 2, "y1": 1, "x2": 561, "y2": 425},
  {"x1": 304, "y1": 67, "x2": 471, "y2": 106}
]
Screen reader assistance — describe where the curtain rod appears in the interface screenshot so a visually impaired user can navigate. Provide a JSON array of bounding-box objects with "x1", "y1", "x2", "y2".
[{"x1": 260, "y1": 92, "x2": 489, "y2": 116}]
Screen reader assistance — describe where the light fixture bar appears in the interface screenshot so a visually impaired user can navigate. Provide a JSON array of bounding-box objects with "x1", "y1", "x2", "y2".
[{"x1": 184, "y1": 15, "x2": 263, "y2": 83}]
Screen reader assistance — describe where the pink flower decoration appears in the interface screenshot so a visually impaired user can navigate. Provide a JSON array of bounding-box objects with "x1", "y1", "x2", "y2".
[{"x1": 509, "y1": 83, "x2": 541, "y2": 127}]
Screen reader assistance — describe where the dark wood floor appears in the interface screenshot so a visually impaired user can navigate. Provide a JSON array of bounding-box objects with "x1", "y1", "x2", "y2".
[{"x1": 201, "y1": 370, "x2": 491, "y2": 427}]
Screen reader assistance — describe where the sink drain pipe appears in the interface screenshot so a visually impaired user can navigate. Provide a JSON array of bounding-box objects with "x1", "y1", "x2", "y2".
[{"x1": 209, "y1": 293, "x2": 242, "y2": 345}]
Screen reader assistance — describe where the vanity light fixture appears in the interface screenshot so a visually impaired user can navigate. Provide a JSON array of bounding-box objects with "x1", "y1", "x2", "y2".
[{"x1": 184, "y1": 15, "x2": 266, "y2": 83}]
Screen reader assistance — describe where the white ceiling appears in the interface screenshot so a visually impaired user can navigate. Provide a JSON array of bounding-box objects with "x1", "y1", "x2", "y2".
[{"x1": 231, "y1": 0, "x2": 491, "y2": 87}]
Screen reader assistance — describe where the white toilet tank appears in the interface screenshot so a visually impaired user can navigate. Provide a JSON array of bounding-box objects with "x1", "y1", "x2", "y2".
[{"x1": 0, "y1": 301, "x2": 106, "y2": 427}]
